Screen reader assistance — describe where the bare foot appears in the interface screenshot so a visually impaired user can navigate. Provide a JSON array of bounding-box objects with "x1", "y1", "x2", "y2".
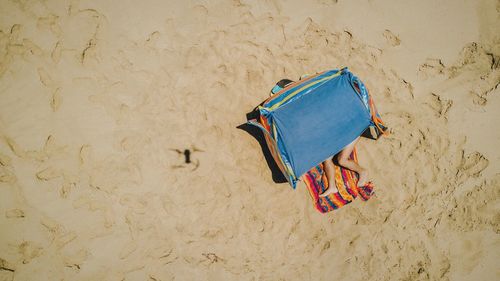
[
  {"x1": 357, "y1": 169, "x2": 369, "y2": 187},
  {"x1": 319, "y1": 184, "x2": 338, "y2": 197}
]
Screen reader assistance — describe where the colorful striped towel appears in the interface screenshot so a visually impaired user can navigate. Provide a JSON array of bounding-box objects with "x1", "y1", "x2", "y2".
[{"x1": 301, "y1": 148, "x2": 375, "y2": 213}]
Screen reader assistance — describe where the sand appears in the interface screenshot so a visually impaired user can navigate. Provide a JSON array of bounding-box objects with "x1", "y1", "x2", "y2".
[{"x1": 0, "y1": 0, "x2": 499, "y2": 280}]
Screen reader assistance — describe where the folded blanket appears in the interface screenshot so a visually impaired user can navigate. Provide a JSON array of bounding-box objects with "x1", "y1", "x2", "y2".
[{"x1": 301, "y1": 147, "x2": 374, "y2": 213}]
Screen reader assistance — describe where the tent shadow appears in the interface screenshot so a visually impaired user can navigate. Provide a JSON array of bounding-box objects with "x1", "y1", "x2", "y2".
[{"x1": 236, "y1": 110, "x2": 288, "y2": 184}]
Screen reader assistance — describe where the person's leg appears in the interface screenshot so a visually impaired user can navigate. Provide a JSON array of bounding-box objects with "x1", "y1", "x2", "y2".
[
  {"x1": 319, "y1": 157, "x2": 338, "y2": 197},
  {"x1": 337, "y1": 136, "x2": 369, "y2": 186}
]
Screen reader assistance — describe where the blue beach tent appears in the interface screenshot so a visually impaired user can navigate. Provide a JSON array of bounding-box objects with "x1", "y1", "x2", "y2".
[{"x1": 248, "y1": 67, "x2": 383, "y2": 188}]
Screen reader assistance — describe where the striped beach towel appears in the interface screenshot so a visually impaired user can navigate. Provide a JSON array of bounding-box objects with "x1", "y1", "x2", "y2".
[{"x1": 301, "y1": 148, "x2": 375, "y2": 213}]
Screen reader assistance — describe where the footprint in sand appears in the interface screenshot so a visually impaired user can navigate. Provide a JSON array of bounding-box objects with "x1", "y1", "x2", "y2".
[
  {"x1": 202, "y1": 252, "x2": 224, "y2": 264},
  {"x1": 468, "y1": 72, "x2": 499, "y2": 106},
  {"x1": 424, "y1": 93, "x2": 453, "y2": 119},
  {"x1": 29, "y1": 67, "x2": 61, "y2": 110},
  {"x1": 0, "y1": 154, "x2": 14, "y2": 183},
  {"x1": 72, "y1": 195, "x2": 114, "y2": 229},
  {"x1": 147, "y1": 244, "x2": 175, "y2": 264},
  {"x1": 51, "y1": 41, "x2": 62, "y2": 64},
  {"x1": 79, "y1": 144, "x2": 92, "y2": 165},
  {"x1": 21, "y1": 39, "x2": 43, "y2": 56},
  {"x1": 36, "y1": 166, "x2": 61, "y2": 181},
  {"x1": 72, "y1": 195, "x2": 106, "y2": 211},
  {"x1": 456, "y1": 151, "x2": 489, "y2": 184},
  {"x1": 0, "y1": 167, "x2": 16, "y2": 183},
  {"x1": 119, "y1": 194, "x2": 148, "y2": 214},
  {"x1": 37, "y1": 67, "x2": 56, "y2": 88},
  {"x1": 5, "y1": 209, "x2": 25, "y2": 218},
  {"x1": 18, "y1": 241, "x2": 43, "y2": 264},
  {"x1": 469, "y1": 90, "x2": 488, "y2": 106},
  {"x1": 383, "y1": 29, "x2": 401, "y2": 47},
  {"x1": 0, "y1": 257, "x2": 15, "y2": 276},
  {"x1": 418, "y1": 58, "x2": 445, "y2": 79},
  {"x1": 399, "y1": 78, "x2": 415, "y2": 99},
  {"x1": 37, "y1": 13, "x2": 62, "y2": 38},
  {"x1": 7, "y1": 134, "x2": 67, "y2": 163},
  {"x1": 50, "y1": 88, "x2": 62, "y2": 112},
  {"x1": 119, "y1": 241, "x2": 138, "y2": 259},
  {"x1": 60, "y1": 176, "x2": 77, "y2": 199},
  {"x1": 56, "y1": 232, "x2": 78, "y2": 249},
  {"x1": 0, "y1": 153, "x2": 12, "y2": 166},
  {"x1": 40, "y1": 216, "x2": 61, "y2": 236},
  {"x1": 63, "y1": 249, "x2": 88, "y2": 271},
  {"x1": 39, "y1": 216, "x2": 79, "y2": 248},
  {"x1": 447, "y1": 42, "x2": 497, "y2": 78},
  {"x1": 81, "y1": 39, "x2": 97, "y2": 64}
]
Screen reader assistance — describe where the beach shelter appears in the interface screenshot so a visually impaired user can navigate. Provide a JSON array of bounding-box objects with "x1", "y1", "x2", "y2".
[{"x1": 248, "y1": 67, "x2": 386, "y2": 190}]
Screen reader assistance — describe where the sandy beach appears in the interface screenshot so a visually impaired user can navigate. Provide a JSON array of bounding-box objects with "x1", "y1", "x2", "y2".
[{"x1": 0, "y1": 0, "x2": 499, "y2": 280}]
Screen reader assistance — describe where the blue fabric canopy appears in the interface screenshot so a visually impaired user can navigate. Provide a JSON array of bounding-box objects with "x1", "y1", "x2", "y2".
[{"x1": 251, "y1": 68, "x2": 373, "y2": 188}]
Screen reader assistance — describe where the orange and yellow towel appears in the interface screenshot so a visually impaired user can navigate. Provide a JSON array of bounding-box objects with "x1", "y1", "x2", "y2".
[{"x1": 301, "y1": 148, "x2": 374, "y2": 213}]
